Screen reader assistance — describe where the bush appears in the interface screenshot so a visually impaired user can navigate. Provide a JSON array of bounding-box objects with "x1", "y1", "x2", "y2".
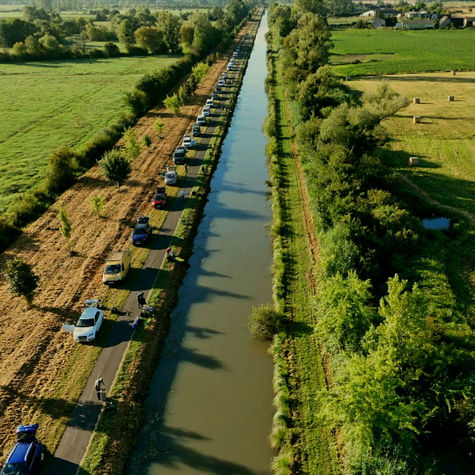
[
  {"x1": 44, "y1": 146, "x2": 77, "y2": 194},
  {"x1": 3, "y1": 258, "x2": 39, "y2": 307},
  {"x1": 248, "y1": 304, "x2": 281, "y2": 340}
]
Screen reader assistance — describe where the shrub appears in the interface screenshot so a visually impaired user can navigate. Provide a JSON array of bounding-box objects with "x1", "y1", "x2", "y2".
[
  {"x1": 3, "y1": 258, "x2": 39, "y2": 308},
  {"x1": 143, "y1": 134, "x2": 152, "y2": 147},
  {"x1": 99, "y1": 149, "x2": 131, "y2": 188},
  {"x1": 44, "y1": 146, "x2": 77, "y2": 194},
  {"x1": 90, "y1": 196, "x2": 105, "y2": 219},
  {"x1": 248, "y1": 304, "x2": 281, "y2": 340}
]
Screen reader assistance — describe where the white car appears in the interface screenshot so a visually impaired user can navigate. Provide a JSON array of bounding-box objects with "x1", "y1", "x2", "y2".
[
  {"x1": 197, "y1": 114, "x2": 207, "y2": 125},
  {"x1": 62, "y1": 299, "x2": 104, "y2": 343},
  {"x1": 202, "y1": 105, "x2": 211, "y2": 117},
  {"x1": 164, "y1": 166, "x2": 177, "y2": 185},
  {"x1": 182, "y1": 135, "x2": 197, "y2": 149},
  {"x1": 206, "y1": 98, "x2": 214, "y2": 107},
  {"x1": 218, "y1": 79, "x2": 225, "y2": 87}
]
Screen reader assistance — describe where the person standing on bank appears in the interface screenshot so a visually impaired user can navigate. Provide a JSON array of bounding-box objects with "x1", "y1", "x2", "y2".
[
  {"x1": 94, "y1": 378, "x2": 105, "y2": 402},
  {"x1": 137, "y1": 291, "x2": 146, "y2": 309}
]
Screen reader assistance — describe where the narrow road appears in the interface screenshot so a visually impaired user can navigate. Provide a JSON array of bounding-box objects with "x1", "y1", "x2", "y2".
[{"x1": 49, "y1": 42, "x2": 248, "y2": 475}]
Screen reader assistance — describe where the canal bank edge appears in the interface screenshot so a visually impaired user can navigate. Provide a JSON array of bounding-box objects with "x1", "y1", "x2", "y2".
[
  {"x1": 264, "y1": 26, "x2": 339, "y2": 474},
  {"x1": 79, "y1": 10, "x2": 264, "y2": 475}
]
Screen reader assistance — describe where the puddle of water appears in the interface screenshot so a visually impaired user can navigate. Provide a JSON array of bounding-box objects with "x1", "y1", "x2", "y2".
[{"x1": 421, "y1": 217, "x2": 451, "y2": 230}]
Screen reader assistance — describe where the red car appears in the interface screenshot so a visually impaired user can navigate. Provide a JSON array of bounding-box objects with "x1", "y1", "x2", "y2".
[{"x1": 151, "y1": 187, "x2": 167, "y2": 209}]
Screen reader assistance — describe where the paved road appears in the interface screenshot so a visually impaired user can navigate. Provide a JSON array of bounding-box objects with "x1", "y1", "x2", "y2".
[{"x1": 49, "y1": 46, "x2": 247, "y2": 475}]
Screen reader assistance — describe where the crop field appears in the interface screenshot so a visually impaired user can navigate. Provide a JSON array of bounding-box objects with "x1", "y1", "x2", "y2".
[
  {"x1": 0, "y1": 55, "x2": 180, "y2": 214},
  {"x1": 330, "y1": 29, "x2": 475, "y2": 76},
  {"x1": 351, "y1": 71, "x2": 475, "y2": 218}
]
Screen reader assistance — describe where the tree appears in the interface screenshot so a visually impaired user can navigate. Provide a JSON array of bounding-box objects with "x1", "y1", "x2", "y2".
[
  {"x1": 12, "y1": 41, "x2": 27, "y2": 57},
  {"x1": 4, "y1": 258, "x2": 39, "y2": 307},
  {"x1": 24, "y1": 35, "x2": 41, "y2": 55},
  {"x1": 192, "y1": 62, "x2": 209, "y2": 84},
  {"x1": 45, "y1": 146, "x2": 77, "y2": 194},
  {"x1": 39, "y1": 33, "x2": 59, "y2": 52},
  {"x1": 90, "y1": 196, "x2": 105, "y2": 219},
  {"x1": 103, "y1": 42, "x2": 120, "y2": 57},
  {"x1": 156, "y1": 11, "x2": 182, "y2": 53},
  {"x1": 163, "y1": 94, "x2": 183, "y2": 115},
  {"x1": 123, "y1": 127, "x2": 141, "y2": 159},
  {"x1": 117, "y1": 18, "x2": 136, "y2": 51},
  {"x1": 58, "y1": 207, "x2": 72, "y2": 254},
  {"x1": 248, "y1": 304, "x2": 281, "y2": 340},
  {"x1": 134, "y1": 26, "x2": 164, "y2": 54},
  {"x1": 154, "y1": 119, "x2": 165, "y2": 135},
  {"x1": 99, "y1": 150, "x2": 131, "y2": 189},
  {"x1": 180, "y1": 24, "x2": 194, "y2": 50}
]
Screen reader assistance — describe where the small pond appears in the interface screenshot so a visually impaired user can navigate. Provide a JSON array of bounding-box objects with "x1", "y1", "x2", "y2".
[{"x1": 421, "y1": 217, "x2": 451, "y2": 230}]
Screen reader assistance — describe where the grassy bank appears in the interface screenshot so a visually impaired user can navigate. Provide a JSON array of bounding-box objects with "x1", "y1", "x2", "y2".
[{"x1": 265, "y1": 29, "x2": 339, "y2": 475}]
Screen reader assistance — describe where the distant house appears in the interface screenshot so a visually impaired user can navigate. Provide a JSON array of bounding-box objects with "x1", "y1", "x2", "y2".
[
  {"x1": 439, "y1": 16, "x2": 452, "y2": 28},
  {"x1": 373, "y1": 18, "x2": 386, "y2": 27},
  {"x1": 400, "y1": 19, "x2": 436, "y2": 30},
  {"x1": 360, "y1": 10, "x2": 376, "y2": 18},
  {"x1": 450, "y1": 16, "x2": 465, "y2": 28},
  {"x1": 464, "y1": 17, "x2": 475, "y2": 27}
]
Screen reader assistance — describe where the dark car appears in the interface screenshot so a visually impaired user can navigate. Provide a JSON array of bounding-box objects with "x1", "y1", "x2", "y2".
[
  {"x1": 1, "y1": 425, "x2": 43, "y2": 475},
  {"x1": 151, "y1": 187, "x2": 167, "y2": 209},
  {"x1": 173, "y1": 146, "x2": 187, "y2": 164},
  {"x1": 192, "y1": 124, "x2": 201, "y2": 137},
  {"x1": 131, "y1": 216, "x2": 151, "y2": 245}
]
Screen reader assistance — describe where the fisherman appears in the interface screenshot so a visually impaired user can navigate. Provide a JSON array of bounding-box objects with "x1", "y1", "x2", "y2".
[
  {"x1": 137, "y1": 291, "x2": 146, "y2": 309},
  {"x1": 94, "y1": 378, "x2": 105, "y2": 402}
]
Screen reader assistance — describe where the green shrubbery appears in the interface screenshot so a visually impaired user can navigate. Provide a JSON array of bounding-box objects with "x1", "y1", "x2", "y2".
[
  {"x1": 248, "y1": 304, "x2": 281, "y2": 340},
  {"x1": 268, "y1": 2, "x2": 474, "y2": 472}
]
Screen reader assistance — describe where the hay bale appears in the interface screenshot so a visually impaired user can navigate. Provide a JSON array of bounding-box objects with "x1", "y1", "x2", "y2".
[
  {"x1": 448, "y1": 95, "x2": 455, "y2": 101},
  {"x1": 413, "y1": 97, "x2": 420, "y2": 104},
  {"x1": 409, "y1": 156, "x2": 419, "y2": 166},
  {"x1": 413, "y1": 116, "x2": 421, "y2": 123}
]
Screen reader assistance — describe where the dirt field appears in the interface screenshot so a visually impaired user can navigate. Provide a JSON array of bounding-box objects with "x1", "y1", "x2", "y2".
[{"x1": 0, "y1": 33, "x2": 246, "y2": 460}]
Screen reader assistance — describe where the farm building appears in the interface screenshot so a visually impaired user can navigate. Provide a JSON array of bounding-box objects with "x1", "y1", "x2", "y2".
[
  {"x1": 373, "y1": 18, "x2": 386, "y2": 27},
  {"x1": 463, "y1": 17, "x2": 475, "y2": 27},
  {"x1": 439, "y1": 16, "x2": 452, "y2": 28}
]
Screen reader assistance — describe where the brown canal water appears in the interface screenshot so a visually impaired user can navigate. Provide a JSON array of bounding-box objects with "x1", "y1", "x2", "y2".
[{"x1": 129, "y1": 13, "x2": 274, "y2": 475}]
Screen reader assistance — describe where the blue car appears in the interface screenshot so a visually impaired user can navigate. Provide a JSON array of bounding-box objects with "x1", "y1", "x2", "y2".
[
  {"x1": 131, "y1": 216, "x2": 151, "y2": 246},
  {"x1": 1, "y1": 424, "x2": 43, "y2": 474}
]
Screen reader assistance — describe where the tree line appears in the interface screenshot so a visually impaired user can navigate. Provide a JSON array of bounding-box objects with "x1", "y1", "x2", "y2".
[
  {"x1": 0, "y1": 1, "x2": 251, "y2": 61},
  {"x1": 268, "y1": 1, "x2": 474, "y2": 472}
]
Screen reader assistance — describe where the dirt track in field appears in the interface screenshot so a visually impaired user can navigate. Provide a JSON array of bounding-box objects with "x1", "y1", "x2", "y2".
[{"x1": 0, "y1": 30, "x2": 249, "y2": 459}]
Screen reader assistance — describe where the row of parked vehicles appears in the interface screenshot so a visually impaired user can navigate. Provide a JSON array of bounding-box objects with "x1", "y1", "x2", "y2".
[{"x1": 1, "y1": 34, "x2": 252, "y2": 475}]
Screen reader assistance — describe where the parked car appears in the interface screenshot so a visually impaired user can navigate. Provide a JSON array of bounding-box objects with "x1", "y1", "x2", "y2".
[
  {"x1": 215, "y1": 85, "x2": 222, "y2": 93},
  {"x1": 72, "y1": 303, "x2": 104, "y2": 343},
  {"x1": 197, "y1": 114, "x2": 207, "y2": 126},
  {"x1": 202, "y1": 105, "x2": 211, "y2": 117},
  {"x1": 173, "y1": 146, "x2": 187, "y2": 164},
  {"x1": 151, "y1": 186, "x2": 167, "y2": 209},
  {"x1": 1, "y1": 425, "x2": 44, "y2": 475},
  {"x1": 218, "y1": 79, "x2": 225, "y2": 87},
  {"x1": 164, "y1": 166, "x2": 177, "y2": 185},
  {"x1": 182, "y1": 135, "x2": 197, "y2": 149},
  {"x1": 206, "y1": 98, "x2": 214, "y2": 108},
  {"x1": 102, "y1": 250, "x2": 131, "y2": 284},
  {"x1": 192, "y1": 124, "x2": 201, "y2": 137},
  {"x1": 131, "y1": 216, "x2": 151, "y2": 246}
]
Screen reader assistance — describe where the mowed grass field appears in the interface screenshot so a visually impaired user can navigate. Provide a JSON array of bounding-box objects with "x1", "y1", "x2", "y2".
[
  {"x1": 330, "y1": 29, "x2": 475, "y2": 76},
  {"x1": 0, "y1": 55, "x2": 180, "y2": 214},
  {"x1": 351, "y1": 71, "x2": 475, "y2": 217}
]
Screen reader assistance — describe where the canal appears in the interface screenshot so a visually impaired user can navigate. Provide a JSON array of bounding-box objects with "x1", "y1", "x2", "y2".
[{"x1": 129, "y1": 12, "x2": 273, "y2": 475}]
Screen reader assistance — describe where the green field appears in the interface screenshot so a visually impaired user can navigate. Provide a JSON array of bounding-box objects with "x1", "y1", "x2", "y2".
[
  {"x1": 0, "y1": 55, "x2": 180, "y2": 214},
  {"x1": 352, "y1": 72, "x2": 475, "y2": 219},
  {"x1": 330, "y1": 29, "x2": 475, "y2": 76}
]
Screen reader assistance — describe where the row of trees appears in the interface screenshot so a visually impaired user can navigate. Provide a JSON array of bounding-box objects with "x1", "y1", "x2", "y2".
[
  {"x1": 268, "y1": 2, "x2": 474, "y2": 472},
  {"x1": 0, "y1": 1, "x2": 252, "y2": 61}
]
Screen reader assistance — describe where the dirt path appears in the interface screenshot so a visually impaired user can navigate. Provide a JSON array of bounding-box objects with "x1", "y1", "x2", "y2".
[{"x1": 0, "y1": 23, "x2": 252, "y2": 462}]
